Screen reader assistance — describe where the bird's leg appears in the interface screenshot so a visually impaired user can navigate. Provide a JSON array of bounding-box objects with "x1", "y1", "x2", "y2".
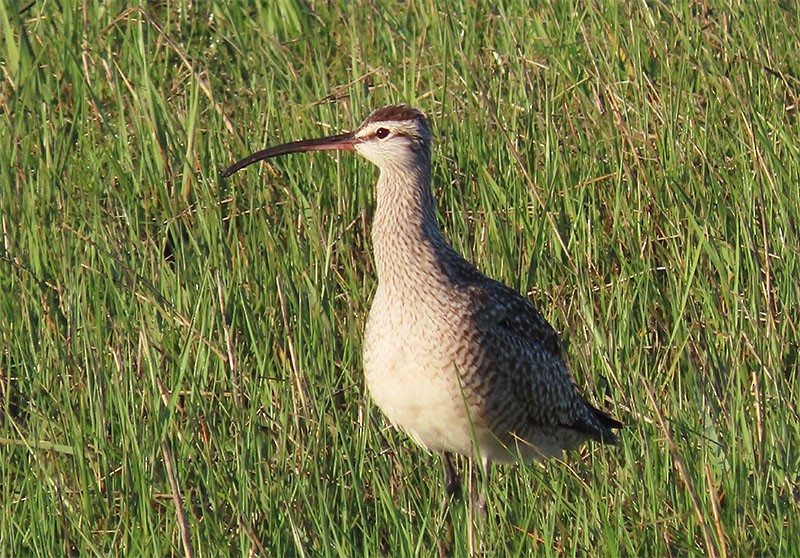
[
  {"x1": 440, "y1": 452, "x2": 460, "y2": 525},
  {"x1": 442, "y1": 452, "x2": 461, "y2": 500},
  {"x1": 437, "y1": 453, "x2": 459, "y2": 558},
  {"x1": 465, "y1": 457, "x2": 490, "y2": 555},
  {"x1": 472, "y1": 457, "x2": 491, "y2": 518}
]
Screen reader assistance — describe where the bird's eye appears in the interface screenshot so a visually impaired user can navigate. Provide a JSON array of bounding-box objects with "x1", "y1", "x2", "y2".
[{"x1": 375, "y1": 127, "x2": 390, "y2": 139}]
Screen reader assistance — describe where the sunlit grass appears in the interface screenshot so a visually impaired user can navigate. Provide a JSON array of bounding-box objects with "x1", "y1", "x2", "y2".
[{"x1": 1, "y1": 1, "x2": 798, "y2": 556}]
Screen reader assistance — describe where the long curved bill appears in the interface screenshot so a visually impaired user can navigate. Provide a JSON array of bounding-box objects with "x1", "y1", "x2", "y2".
[{"x1": 221, "y1": 132, "x2": 357, "y2": 178}]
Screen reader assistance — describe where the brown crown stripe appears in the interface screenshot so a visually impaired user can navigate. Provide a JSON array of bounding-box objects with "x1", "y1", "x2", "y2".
[{"x1": 363, "y1": 104, "x2": 426, "y2": 125}]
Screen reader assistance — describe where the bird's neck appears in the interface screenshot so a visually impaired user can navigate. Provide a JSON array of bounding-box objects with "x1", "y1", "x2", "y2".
[{"x1": 371, "y1": 163, "x2": 452, "y2": 286}]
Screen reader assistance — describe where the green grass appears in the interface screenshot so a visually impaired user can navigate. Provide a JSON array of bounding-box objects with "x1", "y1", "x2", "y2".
[{"x1": 2, "y1": 0, "x2": 799, "y2": 555}]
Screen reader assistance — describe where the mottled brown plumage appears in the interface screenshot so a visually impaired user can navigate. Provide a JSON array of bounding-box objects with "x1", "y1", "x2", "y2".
[{"x1": 223, "y1": 105, "x2": 621, "y2": 503}]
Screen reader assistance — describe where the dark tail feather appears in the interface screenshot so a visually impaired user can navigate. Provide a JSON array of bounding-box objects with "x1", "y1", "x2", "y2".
[{"x1": 571, "y1": 403, "x2": 623, "y2": 445}]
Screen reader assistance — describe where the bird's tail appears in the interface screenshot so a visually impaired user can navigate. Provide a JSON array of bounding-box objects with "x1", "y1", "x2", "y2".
[{"x1": 574, "y1": 403, "x2": 623, "y2": 445}]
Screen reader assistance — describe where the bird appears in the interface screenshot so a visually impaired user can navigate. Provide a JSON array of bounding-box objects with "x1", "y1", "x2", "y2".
[{"x1": 222, "y1": 104, "x2": 621, "y2": 507}]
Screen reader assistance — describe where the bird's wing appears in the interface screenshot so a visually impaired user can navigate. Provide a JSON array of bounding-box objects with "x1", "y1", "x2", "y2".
[
  {"x1": 465, "y1": 279, "x2": 613, "y2": 438},
  {"x1": 474, "y1": 279, "x2": 563, "y2": 354}
]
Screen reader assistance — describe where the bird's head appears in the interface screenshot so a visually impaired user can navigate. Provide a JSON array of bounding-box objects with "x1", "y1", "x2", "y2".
[
  {"x1": 352, "y1": 105, "x2": 431, "y2": 169},
  {"x1": 222, "y1": 105, "x2": 431, "y2": 177}
]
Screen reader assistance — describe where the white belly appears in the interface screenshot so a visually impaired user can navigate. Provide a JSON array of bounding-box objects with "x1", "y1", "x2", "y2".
[{"x1": 363, "y1": 294, "x2": 476, "y2": 456}]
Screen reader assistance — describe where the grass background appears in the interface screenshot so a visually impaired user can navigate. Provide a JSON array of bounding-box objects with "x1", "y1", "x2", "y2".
[{"x1": 2, "y1": 0, "x2": 799, "y2": 555}]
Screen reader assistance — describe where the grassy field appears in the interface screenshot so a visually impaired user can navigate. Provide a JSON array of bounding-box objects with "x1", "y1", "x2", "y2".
[{"x1": 2, "y1": 0, "x2": 799, "y2": 556}]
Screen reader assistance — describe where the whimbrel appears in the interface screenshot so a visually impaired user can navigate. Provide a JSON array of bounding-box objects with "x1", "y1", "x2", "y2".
[{"x1": 223, "y1": 105, "x2": 621, "y2": 504}]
